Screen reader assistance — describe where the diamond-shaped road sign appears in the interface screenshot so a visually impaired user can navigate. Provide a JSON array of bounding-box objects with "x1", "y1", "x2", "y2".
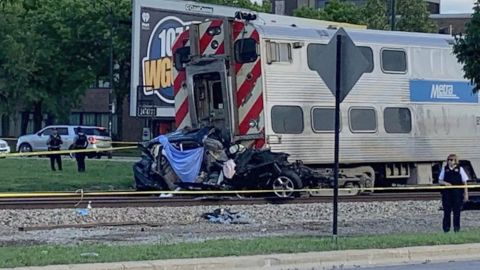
[{"x1": 312, "y1": 28, "x2": 370, "y2": 103}]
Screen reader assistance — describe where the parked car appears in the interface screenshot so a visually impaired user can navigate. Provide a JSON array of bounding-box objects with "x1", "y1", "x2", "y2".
[
  {"x1": 0, "y1": 139, "x2": 11, "y2": 157},
  {"x1": 16, "y1": 125, "x2": 112, "y2": 158}
]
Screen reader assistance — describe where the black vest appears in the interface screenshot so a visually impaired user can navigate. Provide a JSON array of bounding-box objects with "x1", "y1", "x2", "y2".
[
  {"x1": 49, "y1": 134, "x2": 62, "y2": 149},
  {"x1": 444, "y1": 166, "x2": 463, "y2": 185}
]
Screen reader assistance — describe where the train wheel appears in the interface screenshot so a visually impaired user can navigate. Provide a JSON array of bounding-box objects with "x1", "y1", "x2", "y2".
[{"x1": 344, "y1": 182, "x2": 361, "y2": 195}]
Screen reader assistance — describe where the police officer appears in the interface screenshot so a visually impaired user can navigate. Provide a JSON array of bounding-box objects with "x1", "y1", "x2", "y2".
[
  {"x1": 46, "y1": 128, "x2": 63, "y2": 171},
  {"x1": 438, "y1": 154, "x2": 469, "y2": 232},
  {"x1": 73, "y1": 127, "x2": 89, "y2": 172}
]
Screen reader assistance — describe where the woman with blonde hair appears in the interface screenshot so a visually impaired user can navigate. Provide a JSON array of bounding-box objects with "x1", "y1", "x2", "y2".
[{"x1": 438, "y1": 154, "x2": 469, "y2": 232}]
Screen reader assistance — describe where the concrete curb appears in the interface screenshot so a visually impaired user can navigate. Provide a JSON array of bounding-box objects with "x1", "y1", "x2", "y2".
[{"x1": 7, "y1": 243, "x2": 480, "y2": 270}]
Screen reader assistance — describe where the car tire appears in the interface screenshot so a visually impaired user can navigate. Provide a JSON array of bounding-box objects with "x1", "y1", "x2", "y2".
[
  {"x1": 19, "y1": 143, "x2": 33, "y2": 153},
  {"x1": 270, "y1": 170, "x2": 303, "y2": 198}
]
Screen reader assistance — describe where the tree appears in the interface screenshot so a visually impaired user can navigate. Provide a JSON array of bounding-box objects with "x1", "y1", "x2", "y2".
[
  {"x1": 320, "y1": 0, "x2": 363, "y2": 24},
  {"x1": 196, "y1": 0, "x2": 271, "y2": 12},
  {"x1": 454, "y1": 1, "x2": 480, "y2": 93},
  {"x1": 0, "y1": 3, "x2": 44, "y2": 132},
  {"x1": 293, "y1": 6, "x2": 322, "y2": 20},
  {"x1": 18, "y1": 0, "x2": 105, "y2": 131},
  {"x1": 98, "y1": 0, "x2": 133, "y2": 140},
  {"x1": 294, "y1": 0, "x2": 363, "y2": 25},
  {"x1": 362, "y1": 0, "x2": 388, "y2": 30},
  {"x1": 0, "y1": 0, "x2": 132, "y2": 136},
  {"x1": 396, "y1": 0, "x2": 436, "y2": 33}
]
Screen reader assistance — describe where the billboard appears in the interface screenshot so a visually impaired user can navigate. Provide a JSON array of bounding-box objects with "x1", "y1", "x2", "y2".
[
  {"x1": 131, "y1": 0, "x2": 366, "y2": 118},
  {"x1": 131, "y1": 0, "x2": 247, "y2": 118}
]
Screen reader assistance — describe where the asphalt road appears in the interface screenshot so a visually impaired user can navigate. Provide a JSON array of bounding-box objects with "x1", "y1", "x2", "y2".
[{"x1": 345, "y1": 260, "x2": 480, "y2": 270}]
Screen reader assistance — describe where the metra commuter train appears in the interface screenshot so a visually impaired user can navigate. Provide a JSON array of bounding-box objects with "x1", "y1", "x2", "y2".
[{"x1": 171, "y1": 14, "x2": 479, "y2": 193}]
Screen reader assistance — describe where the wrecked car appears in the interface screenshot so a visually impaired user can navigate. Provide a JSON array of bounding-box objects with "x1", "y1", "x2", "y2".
[{"x1": 133, "y1": 126, "x2": 325, "y2": 198}]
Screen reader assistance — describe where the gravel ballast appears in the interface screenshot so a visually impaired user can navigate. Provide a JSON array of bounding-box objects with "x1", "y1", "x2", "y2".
[{"x1": 0, "y1": 200, "x2": 479, "y2": 246}]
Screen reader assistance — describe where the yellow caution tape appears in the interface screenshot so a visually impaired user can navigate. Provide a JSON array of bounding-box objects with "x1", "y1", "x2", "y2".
[
  {"x1": 0, "y1": 137, "x2": 141, "y2": 145},
  {"x1": 0, "y1": 146, "x2": 137, "y2": 158},
  {"x1": 112, "y1": 141, "x2": 139, "y2": 145},
  {"x1": 0, "y1": 185, "x2": 478, "y2": 198}
]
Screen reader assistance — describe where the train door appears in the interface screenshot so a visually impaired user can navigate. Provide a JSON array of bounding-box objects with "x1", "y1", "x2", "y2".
[{"x1": 186, "y1": 59, "x2": 233, "y2": 140}]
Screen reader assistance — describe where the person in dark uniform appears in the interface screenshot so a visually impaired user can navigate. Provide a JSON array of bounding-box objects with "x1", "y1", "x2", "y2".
[
  {"x1": 46, "y1": 128, "x2": 63, "y2": 171},
  {"x1": 73, "y1": 127, "x2": 89, "y2": 172},
  {"x1": 438, "y1": 154, "x2": 469, "y2": 232}
]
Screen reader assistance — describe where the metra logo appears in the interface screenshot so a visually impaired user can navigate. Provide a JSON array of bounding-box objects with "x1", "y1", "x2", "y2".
[
  {"x1": 142, "y1": 16, "x2": 187, "y2": 104},
  {"x1": 430, "y1": 84, "x2": 459, "y2": 99}
]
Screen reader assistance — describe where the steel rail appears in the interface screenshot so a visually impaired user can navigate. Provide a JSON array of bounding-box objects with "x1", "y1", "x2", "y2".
[{"x1": 0, "y1": 192, "x2": 470, "y2": 209}]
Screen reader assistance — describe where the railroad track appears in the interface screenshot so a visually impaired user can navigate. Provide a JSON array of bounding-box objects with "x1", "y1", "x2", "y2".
[{"x1": 1, "y1": 191, "x2": 475, "y2": 209}]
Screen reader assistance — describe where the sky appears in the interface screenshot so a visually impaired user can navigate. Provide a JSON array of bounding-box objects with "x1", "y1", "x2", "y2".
[
  {"x1": 250, "y1": 0, "x2": 476, "y2": 14},
  {"x1": 441, "y1": 0, "x2": 476, "y2": 14}
]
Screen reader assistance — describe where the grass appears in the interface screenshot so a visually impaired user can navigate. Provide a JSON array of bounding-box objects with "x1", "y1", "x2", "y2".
[
  {"x1": 1, "y1": 230, "x2": 480, "y2": 268},
  {"x1": 0, "y1": 158, "x2": 134, "y2": 192}
]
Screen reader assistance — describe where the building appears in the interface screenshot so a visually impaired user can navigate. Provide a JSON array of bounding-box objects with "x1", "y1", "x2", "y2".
[
  {"x1": 0, "y1": 88, "x2": 145, "y2": 142},
  {"x1": 269, "y1": 0, "x2": 472, "y2": 35},
  {"x1": 0, "y1": 89, "x2": 116, "y2": 138},
  {"x1": 430, "y1": 13, "x2": 472, "y2": 35},
  {"x1": 271, "y1": 0, "x2": 440, "y2": 16}
]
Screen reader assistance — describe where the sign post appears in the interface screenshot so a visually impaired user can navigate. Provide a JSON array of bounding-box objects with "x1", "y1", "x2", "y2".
[
  {"x1": 333, "y1": 35, "x2": 342, "y2": 238},
  {"x1": 312, "y1": 28, "x2": 370, "y2": 239}
]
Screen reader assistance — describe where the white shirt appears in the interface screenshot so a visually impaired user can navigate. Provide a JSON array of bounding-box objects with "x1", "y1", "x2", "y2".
[{"x1": 438, "y1": 166, "x2": 469, "y2": 183}]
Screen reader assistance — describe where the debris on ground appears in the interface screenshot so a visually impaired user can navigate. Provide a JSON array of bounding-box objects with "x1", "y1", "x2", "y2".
[
  {"x1": 201, "y1": 208, "x2": 251, "y2": 224},
  {"x1": 463, "y1": 196, "x2": 480, "y2": 211},
  {"x1": 75, "y1": 208, "x2": 90, "y2": 216}
]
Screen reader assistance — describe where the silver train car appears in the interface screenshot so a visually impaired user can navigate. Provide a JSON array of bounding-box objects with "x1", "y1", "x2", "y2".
[{"x1": 172, "y1": 16, "x2": 479, "y2": 191}]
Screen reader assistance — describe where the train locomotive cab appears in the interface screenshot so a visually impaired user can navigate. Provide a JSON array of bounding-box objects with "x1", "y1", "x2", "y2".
[{"x1": 173, "y1": 18, "x2": 261, "y2": 146}]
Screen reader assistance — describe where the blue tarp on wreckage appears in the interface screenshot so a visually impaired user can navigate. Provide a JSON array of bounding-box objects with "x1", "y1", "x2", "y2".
[{"x1": 158, "y1": 135, "x2": 203, "y2": 183}]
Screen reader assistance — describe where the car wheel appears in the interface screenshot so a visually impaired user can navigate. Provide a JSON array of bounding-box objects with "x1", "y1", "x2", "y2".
[
  {"x1": 271, "y1": 170, "x2": 303, "y2": 198},
  {"x1": 19, "y1": 143, "x2": 33, "y2": 153}
]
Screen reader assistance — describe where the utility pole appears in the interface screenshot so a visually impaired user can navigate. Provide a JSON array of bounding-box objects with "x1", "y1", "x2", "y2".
[
  {"x1": 390, "y1": 0, "x2": 396, "y2": 31},
  {"x1": 108, "y1": 7, "x2": 114, "y2": 138}
]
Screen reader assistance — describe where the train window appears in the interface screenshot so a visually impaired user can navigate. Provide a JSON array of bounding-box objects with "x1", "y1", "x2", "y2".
[
  {"x1": 381, "y1": 49, "x2": 407, "y2": 73},
  {"x1": 307, "y1": 43, "x2": 326, "y2": 71},
  {"x1": 173, "y1": 46, "x2": 190, "y2": 71},
  {"x1": 266, "y1": 41, "x2": 291, "y2": 64},
  {"x1": 271, "y1": 106, "x2": 304, "y2": 134},
  {"x1": 349, "y1": 108, "x2": 377, "y2": 133},
  {"x1": 358, "y1": 46, "x2": 374, "y2": 73},
  {"x1": 311, "y1": 107, "x2": 337, "y2": 132},
  {"x1": 384, "y1": 108, "x2": 412, "y2": 133},
  {"x1": 308, "y1": 44, "x2": 373, "y2": 73},
  {"x1": 234, "y1": 38, "x2": 258, "y2": 64}
]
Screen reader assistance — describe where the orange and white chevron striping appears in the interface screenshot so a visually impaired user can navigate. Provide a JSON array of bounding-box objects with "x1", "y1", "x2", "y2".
[
  {"x1": 172, "y1": 30, "x2": 191, "y2": 129},
  {"x1": 173, "y1": 20, "x2": 266, "y2": 148},
  {"x1": 199, "y1": 20, "x2": 225, "y2": 56},
  {"x1": 173, "y1": 19, "x2": 227, "y2": 129},
  {"x1": 233, "y1": 21, "x2": 265, "y2": 148}
]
